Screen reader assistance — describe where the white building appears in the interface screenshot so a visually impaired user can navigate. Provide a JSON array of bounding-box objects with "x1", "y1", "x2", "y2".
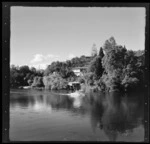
[{"x1": 72, "y1": 67, "x2": 87, "y2": 76}]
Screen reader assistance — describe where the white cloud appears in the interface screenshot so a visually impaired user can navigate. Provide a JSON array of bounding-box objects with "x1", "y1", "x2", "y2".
[
  {"x1": 68, "y1": 54, "x2": 75, "y2": 59},
  {"x1": 29, "y1": 53, "x2": 61, "y2": 69},
  {"x1": 30, "y1": 54, "x2": 60, "y2": 64},
  {"x1": 30, "y1": 54, "x2": 44, "y2": 63}
]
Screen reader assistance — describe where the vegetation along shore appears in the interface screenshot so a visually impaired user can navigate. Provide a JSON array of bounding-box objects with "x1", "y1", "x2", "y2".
[{"x1": 10, "y1": 37, "x2": 144, "y2": 94}]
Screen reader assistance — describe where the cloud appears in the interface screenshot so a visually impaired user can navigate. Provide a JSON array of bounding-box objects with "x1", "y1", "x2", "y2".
[
  {"x1": 30, "y1": 54, "x2": 44, "y2": 63},
  {"x1": 30, "y1": 54, "x2": 60, "y2": 64},
  {"x1": 30, "y1": 53, "x2": 60, "y2": 69},
  {"x1": 68, "y1": 54, "x2": 75, "y2": 59}
]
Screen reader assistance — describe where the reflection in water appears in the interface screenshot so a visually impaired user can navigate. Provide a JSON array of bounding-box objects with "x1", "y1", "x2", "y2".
[
  {"x1": 46, "y1": 93, "x2": 74, "y2": 110},
  {"x1": 10, "y1": 94, "x2": 35, "y2": 108},
  {"x1": 86, "y1": 91, "x2": 144, "y2": 141},
  {"x1": 10, "y1": 89, "x2": 144, "y2": 141}
]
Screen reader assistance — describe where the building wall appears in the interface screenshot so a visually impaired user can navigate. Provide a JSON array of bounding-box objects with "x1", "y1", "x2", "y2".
[{"x1": 72, "y1": 67, "x2": 87, "y2": 76}]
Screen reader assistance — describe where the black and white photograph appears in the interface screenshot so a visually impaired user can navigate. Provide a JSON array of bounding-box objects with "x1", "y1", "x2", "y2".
[{"x1": 2, "y1": 3, "x2": 149, "y2": 142}]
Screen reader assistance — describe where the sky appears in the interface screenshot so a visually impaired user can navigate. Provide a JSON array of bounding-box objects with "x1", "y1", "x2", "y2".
[{"x1": 10, "y1": 7, "x2": 145, "y2": 69}]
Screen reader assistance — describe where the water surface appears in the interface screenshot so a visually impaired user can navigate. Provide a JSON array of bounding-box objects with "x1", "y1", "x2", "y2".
[{"x1": 10, "y1": 89, "x2": 144, "y2": 141}]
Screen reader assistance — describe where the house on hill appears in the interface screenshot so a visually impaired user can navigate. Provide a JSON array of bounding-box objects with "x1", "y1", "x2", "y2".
[{"x1": 72, "y1": 66, "x2": 88, "y2": 76}]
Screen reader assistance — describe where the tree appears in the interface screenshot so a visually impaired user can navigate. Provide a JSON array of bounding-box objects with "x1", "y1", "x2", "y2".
[
  {"x1": 43, "y1": 73, "x2": 68, "y2": 90},
  {"x1": 99, "y1": 47, "x2": 104, "y2": 59},
  {"x1": 103, "y1": 36, "x2": 116, "y2": 53},
  {"x1": 30, "y1": 67, "x2": 36, "y2": 73},
  {"x1": 102, "y1": 45, "x2": 127, "y2": 76},
  {"x1": 27, "y1": 79, "x2": 33, "y2": 86},
  {"x1": 121, "y1": 75, "x2": 140, "y2": 92},
  {"x1": 99, "y1": 36, "x2": 145, "y2": 92},
  {"x1": 31, "y1": 76, "x2": 44, "y2": 87},
  {"x1": 88, "y1": 56, "x2": 104, "y2": 78},
  {"x1": 10, "y1": 65, "x2": 44, "y2": 88},
  {"x1": 91, "y1": 43, "x2": 97, "y2": 57},
  {"x1": 19, "y1": 65, "x2": 30, "y2": 74}
]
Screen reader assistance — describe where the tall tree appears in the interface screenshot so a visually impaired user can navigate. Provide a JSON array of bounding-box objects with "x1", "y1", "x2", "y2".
[
  {"x1": 103, "y1": 36, "x2": 116, "y2": 53},
  {"x1": 88, "y1": 56, "x2": 104, "y2": 78},
  {"x1": 91, "y1": 43, "x2": 97, "y2": 57},
  {"x1": 99, "y1": 47, "x2": 104, "y2": 59}
]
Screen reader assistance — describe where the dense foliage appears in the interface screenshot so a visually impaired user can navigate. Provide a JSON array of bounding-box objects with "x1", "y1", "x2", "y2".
[
  {"x1": 43, "y1": 73, "x2": 68, "y2": 90},
  {"x1": 10, "y1": 37, "x2": 144, "y2": 93},
  {"x1": 10, "y1": 65, "x2": 43, "y2": 88},
  {"x1": 88, "y1": 47, "x2": 104, "y2": 79},
  {"x1": 44, "y1": 55, "x2": 92, "y2": 76},
  {"x1": 31, "y1": 76, "x2": 44, "y2": 87},
  {"x1": 81, "y1": 37, "x2": 145, "y2": 93}
]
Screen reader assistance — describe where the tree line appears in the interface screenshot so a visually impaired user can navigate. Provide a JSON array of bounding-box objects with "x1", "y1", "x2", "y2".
[
  {"x1": 10, "y1": 55, "x2": 92, "y2": 89},
  {"x1": 10, "y1": 65, "x2": 44, "y2": 88},
  {"x1": 10, "y1": 36, "x2": 144, "y2": 93},
  {"x1": 79, "y1": 37, "x2": 144, "y2": 93}
]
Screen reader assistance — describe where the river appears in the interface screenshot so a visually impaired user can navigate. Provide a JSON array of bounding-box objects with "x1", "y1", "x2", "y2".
[{"x1": 9, "y1": 89, "x2": 144, "y2": 142}]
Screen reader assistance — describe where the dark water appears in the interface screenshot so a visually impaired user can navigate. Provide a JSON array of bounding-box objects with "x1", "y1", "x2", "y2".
[{"x1": 10, "y1": 89, "x2": 144, "y2": 142}]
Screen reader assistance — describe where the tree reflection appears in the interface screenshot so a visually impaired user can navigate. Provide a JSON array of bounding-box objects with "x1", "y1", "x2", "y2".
[
  {"x1": 10, "y1": 94, "x2": 35, "y2": 108},
  {"x1": 88, "y1": 91, "x2": 144, "y2": 141},
  {"x1": 10, "y1": 90, "x2": 144, "y2": 141},
  {"x1": 45, "y1": 93, "x2": 74, "y2": 110}
]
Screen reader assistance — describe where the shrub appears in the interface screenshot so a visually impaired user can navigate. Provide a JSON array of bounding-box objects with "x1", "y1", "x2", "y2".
[
  {"x1": 31, "y1": 76, "x2": 44, "y2": 87},
  {"x1": 43, "y1": 73, "x2": 68, "y2": 90}
]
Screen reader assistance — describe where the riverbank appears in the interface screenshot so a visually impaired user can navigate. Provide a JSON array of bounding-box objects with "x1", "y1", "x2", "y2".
[{"x1": 18, "y1": 86, "x2": 45, "y2": 90}]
